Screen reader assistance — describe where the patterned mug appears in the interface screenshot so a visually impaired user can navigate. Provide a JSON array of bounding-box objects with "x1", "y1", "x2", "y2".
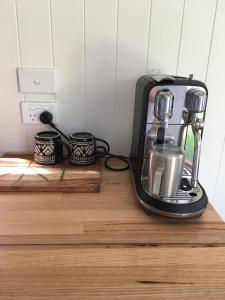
[
  {"x1": 69, "y1": 132, "x2": 109, "y2": 165},
  {"x1": 34, "y1": 131, "x2": 65, "y2": 165}
]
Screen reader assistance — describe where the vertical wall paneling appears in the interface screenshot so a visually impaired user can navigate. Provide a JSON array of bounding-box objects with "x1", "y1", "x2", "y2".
[
  {"x1": 114, "y1": 0, "x2": 151, "y2": 155},
  {"x1": 177, "y1": 0, "x2": 217, "y2": 80},
  {"x1": 51, "y1": 0, "x2": 85, "y2": 134},
  {"x1": 85, "y1": 0, "x2": 118, "y2": 146},
  {"x1": 16, "y1": 0, "x2": 55, "y2": 102},
  {"x1": 147, "y1": 0, "x2": 184, "y2": 75},
  {"x1": 0, "y1": 0, "x2": 27, "y2": 152},
  {"x1": 213, "y1": 137, "x2": 225, "y2": 220},
  {"x1": 16, "y1": 0, "x2": 55, "y2": 150},
  {"x1": 199, "y1": 0, "x2": 225, "y2": 201},
  {"x1": 16, "y1": 0, "x2": 53, "y2": 68}
]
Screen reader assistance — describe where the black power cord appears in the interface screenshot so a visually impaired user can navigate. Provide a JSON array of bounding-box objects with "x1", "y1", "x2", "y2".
[
  {"x1": 104, "y1": 154, "x2": 129, "y2": 171},
  {"x1": 39, "y1": 111, "x2": 70, "y2": 141},
  {"x1": 39, "y1": 111, "x2": 130, "y2": 171}
]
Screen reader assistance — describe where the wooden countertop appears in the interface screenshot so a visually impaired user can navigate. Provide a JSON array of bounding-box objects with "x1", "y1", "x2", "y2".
[{"x1": 0, "y1": 161, "x2": 225, "y2": 299}]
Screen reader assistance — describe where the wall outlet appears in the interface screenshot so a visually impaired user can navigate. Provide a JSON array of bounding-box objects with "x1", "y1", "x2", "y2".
[{"x1": 20, "y1": 102, "x2": 57, "y2": 124}]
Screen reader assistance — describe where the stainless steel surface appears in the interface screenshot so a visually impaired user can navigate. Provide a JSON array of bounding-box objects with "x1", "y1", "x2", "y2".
[
  {"x1": 191, "y1": 127, "x2": 202, "y2": 187},
  {"x1": 147, "y1": 85, "x2": 206, "y2": 124},
  {"x1": 185, "y1": 89, "x2": 207, "y2": 113},
  {"x1": 145, "y1": 84, "x2": 207, "y2": 163},
  {"x1": 154, "y1": 89, "x2": 174, "y2": 128},
  {"x1": 189, "y1": 116, "x2": 204, "y2": 188},
  {"x1": 147, "y1": 126, "x2": 176, "y2": 145},
  {"x1": 143, "y1": 83, "x2": 207, "y2": 195},
  {"x1": 145, "y1": 126, "x2": 176, "y2": 155},
  {"x1": 144, "y1": 124, "x2": 185, "y2": 158},
  {"x1": 184, "y1": 88, "x2": 206, "y2": 188},
  {"x1": 142, "y1": 168, "x2": 203, "y2": 204},
  {"x1": 148, "y1": 144, "x2": 184, "y2": 198},
  {"x1": 130, "y1": 166, "x2": 206, "y2": 218}
]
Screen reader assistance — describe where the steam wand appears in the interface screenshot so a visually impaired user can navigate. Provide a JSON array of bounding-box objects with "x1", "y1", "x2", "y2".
[{"x1": 185, "y1": 89, "x2": 207, "y2": 188}]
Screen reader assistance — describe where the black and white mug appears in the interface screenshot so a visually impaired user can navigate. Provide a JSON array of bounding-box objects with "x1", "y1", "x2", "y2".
[
  {"x1": 34, "y1": 131, "x2": 109, "y2": 166},
  {"x1": 34, "y1": 131, "x2": 65, "y2": 165},
  {"x1": 69, "y1": 132, "x2": 109, "y2": 165}
]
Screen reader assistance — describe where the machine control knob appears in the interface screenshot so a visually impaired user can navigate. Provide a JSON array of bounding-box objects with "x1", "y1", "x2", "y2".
[
  {"x1": 154, "y1": 89, "x2": 174, "y2": 128},
  {"x1": 185, "y1": 89, "x2": 207, "y2": 113}
]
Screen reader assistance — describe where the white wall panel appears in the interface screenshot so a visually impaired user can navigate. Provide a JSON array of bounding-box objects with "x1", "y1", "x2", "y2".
[
  {"x1": 16, "y1": 0, "x2": 54, "y2": 150},
  {"x1": 16, "y1": 0, "x2": 53, "y2": 68},
  {"x1": 199, "y1": 0, "x2": 225, "y2": 202},
  {"x1": 85, "y1": 0, "x2": 117, "y2": 146},
  {"x1": 147, "y1": 0, "x2": 184, "y2": 75},
  {"x1": 177, "y1": 0, "x2": 217, "y2": 80},
  {"x1": 114, "y1": 0, "x2": 150, "y2": 155},
  {"x1": 51, "y1": 0, "x2": 85, "y2": 134},
  {"x1": 17, "y1": 0, "x2": 55, "y2": 102},
  {"x1": 214, "y1": 138, "x2": 225, "y2": 220},
  {"x1": 0, "y1": 0, "x2": 27, "y2": 152}
]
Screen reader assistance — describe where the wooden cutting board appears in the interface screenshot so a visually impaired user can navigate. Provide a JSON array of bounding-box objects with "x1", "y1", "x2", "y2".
[{"x1": 0, "y1": 153, "x2": 101, "y2": 192}]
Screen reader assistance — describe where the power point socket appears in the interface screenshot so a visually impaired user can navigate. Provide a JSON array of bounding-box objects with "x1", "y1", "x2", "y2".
[{"x1": 20, "y1": 102, "x2": 57, "y2": 124}]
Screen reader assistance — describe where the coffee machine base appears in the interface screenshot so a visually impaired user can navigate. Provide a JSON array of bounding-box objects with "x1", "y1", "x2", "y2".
[{"x1": 130, "y1": 159, "x2": 208, "y2": 219}]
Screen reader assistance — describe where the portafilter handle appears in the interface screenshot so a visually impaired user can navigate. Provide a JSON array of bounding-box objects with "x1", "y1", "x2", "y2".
[{"x1": 185, "y1": 89, "x2": 207, "y2": 188}]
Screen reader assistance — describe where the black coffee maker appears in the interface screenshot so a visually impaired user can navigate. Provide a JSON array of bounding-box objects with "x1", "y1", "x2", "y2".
[{"x1": 130, "y1": 75, "x2": 208, "y2": 218}]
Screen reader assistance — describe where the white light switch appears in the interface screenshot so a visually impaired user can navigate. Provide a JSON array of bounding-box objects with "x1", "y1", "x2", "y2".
[{"x1": 17, "y1": 68, "x2": 56, "y2": 93}]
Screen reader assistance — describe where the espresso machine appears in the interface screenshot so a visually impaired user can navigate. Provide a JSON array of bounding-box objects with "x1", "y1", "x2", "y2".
[{"x1": 130, "y1": 74, "x2": 208, "y2": 218}]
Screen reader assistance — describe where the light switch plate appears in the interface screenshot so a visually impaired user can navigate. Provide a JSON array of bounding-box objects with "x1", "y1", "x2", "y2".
[
  {"x1": 17, "y1": 68, "x2": 56, "y2": 93},
  {"x1": 20, "y1": 102, "x2": 57, "y2": 124}
]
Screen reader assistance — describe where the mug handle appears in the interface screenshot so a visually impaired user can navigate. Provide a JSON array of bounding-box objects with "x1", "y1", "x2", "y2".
[
  {"x1": 57, "y1": 139, "x2": 71, "y2": 159},
  {"x1": 95, "y1": 138, "x2": 110, "y2": 157}
]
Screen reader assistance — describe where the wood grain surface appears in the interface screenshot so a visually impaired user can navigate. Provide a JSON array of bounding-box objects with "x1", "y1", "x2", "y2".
[
  {"x1": 0, "y1": 159, "x2": 225, "y2": 299},
  {"x1": 0, "y1": 153, "x2": 101, "y2": 192}
]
